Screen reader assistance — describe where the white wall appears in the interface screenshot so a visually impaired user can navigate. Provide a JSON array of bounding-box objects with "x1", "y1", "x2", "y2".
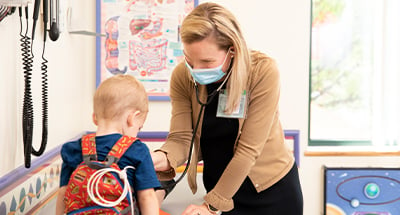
[
  {"x1": 1, "y1": 1, "x2": 399, "y2": 215},
  {"x1": 0, "y1": 1, "x2": 97, "y2": 173}
]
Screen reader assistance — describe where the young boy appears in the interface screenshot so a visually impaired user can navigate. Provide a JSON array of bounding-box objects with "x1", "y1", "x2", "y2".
[{"x1": 56, "y1": 74, "x2": 161, "y2": 215}]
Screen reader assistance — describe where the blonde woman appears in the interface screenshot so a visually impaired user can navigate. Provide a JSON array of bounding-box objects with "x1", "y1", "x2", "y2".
[{"x1": 152, "y1": 2, "x2": 303, "y2": 215}]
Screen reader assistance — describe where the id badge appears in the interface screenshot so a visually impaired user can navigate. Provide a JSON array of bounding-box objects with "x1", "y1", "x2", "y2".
[{"x1": 216, "y1": 90, "x2": 247, "y2": 118}]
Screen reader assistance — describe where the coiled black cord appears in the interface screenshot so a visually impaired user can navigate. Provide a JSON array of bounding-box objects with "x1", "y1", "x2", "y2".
[
  {"x1": 19, "y1": 5, "x2": 49, "y2": 167},
  {"x1": 32, "y1": 27, "x2": 49, "y2": 157},
  {"x1": 20, "y1": 7, "x2": 34, "y2": 168}
]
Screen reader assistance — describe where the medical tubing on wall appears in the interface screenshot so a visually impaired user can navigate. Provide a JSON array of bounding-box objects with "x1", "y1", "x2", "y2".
[
  {"x1": 31, "y1": 40, "x2": 48, "y2": 157},
  {"x1": 31, "y1": 0, "x2": 41, "y2": 41},
  {"x1": 20, "y1": 6, "x2": 34, "y2": 168},
  {"x1": 19, "y1": 2, "x2": 49, "y2": 167},
  {"x1": 0, "y1": 6, "x2": 10, "y2": 22},
  {"x1": 0, "y1": 6, "x2": 16, "y2": 22},
  {"x1": 31, "y1": 0, "x2": 49, "y2": 156}
]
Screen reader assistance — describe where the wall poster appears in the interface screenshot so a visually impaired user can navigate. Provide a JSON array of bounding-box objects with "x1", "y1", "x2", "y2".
[
  {"x1": 324, "y1": 167, "x2": 400, "y2": 215},
  {"x1": 96, "y1": 0, "x2": 198, "y2": 100}
]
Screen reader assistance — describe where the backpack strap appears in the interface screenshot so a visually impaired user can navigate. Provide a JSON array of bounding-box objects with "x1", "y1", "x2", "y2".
[
  {"x1": 81, "y1": 133, "x2": 97, "y2": 164},
  {"x1": 105, "y1": 135, "x2": 137, "y2": 166}
]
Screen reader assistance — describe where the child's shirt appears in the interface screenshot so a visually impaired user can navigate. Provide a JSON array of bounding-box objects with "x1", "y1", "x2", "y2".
[{"x1": 59, "y1": 133, "x2": 160, "y2": 192}]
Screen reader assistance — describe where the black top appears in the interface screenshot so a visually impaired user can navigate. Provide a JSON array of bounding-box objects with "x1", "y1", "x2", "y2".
[{"x1": 200, "y1": 82, "x2": 239, "y2": 192}]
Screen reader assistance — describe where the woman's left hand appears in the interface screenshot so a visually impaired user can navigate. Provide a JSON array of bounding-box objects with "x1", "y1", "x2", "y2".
[
  {"x1": 150, "y1": 151, "x2": 171, "y2": 171},
  {"x1": 181, "y1": 203, "x2": 213, "y2": 215}
]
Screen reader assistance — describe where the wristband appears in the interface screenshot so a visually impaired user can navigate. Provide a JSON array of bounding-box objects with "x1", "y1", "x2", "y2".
[{"x1": 206, "y1": 203, "x2": 222, "y2": 215}]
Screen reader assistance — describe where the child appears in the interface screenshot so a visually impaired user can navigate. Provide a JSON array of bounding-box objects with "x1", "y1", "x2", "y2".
[{"x1": 56, "y1": 74, "x2": 161, "y2": 215}]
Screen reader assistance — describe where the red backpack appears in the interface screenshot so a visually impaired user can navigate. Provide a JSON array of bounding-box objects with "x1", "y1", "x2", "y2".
[{"x1": 64, "y1": 133, "x2": 140, "y2": 215}]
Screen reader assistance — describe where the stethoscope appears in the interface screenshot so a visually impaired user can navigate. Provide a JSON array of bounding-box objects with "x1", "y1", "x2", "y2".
[{"x1": 164, "y1": 64, "x2": 233, "y2": 188}]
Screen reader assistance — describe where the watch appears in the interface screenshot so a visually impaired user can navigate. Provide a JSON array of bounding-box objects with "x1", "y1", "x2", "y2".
[{"x1": 206, "y1": 203, "x2": 222, "y2": 215}]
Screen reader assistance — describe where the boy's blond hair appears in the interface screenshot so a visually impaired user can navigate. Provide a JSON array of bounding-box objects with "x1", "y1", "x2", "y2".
[{"x1": 93, "y1": 74, "x2": 148, "y2": 121}]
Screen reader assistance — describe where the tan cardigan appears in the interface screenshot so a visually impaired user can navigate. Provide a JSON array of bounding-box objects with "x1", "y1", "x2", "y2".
[{"x1": 158, "y1": 51, "x2": 294, "y2": 212}]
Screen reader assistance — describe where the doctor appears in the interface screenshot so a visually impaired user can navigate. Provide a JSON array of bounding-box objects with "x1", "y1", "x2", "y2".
[{"x1": 152, "y1": 2, "x2": 303, "y2": 215}]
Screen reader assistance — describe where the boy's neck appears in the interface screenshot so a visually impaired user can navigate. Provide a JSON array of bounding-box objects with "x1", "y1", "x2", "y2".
[
  {"x1": 96, "y1": 130, "x2": 122, "y2": 136},
  {"x1": 96, "y1": 121, "x2": 122, "y2": 136},
  {"x1": 95, "y1": 129, "x2": 121, "y2": 136}
]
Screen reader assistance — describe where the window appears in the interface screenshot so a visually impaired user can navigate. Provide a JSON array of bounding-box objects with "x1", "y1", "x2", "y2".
[{"x1": 309, "y1": 0, "x2": 400, "y2": 146}]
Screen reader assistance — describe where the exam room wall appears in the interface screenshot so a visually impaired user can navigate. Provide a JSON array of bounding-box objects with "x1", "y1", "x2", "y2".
[
  {"x1": 0, "y1": 2, "x2": 97, "y2": 175},
  {"x1": 2, "y1": 1, "x2": 400, "y2": 215}
]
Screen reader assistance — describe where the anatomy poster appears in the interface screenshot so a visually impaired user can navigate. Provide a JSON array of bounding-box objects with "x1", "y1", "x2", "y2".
[{"x1": 96, "y1": 0, "x2": 198, "y2": 100}]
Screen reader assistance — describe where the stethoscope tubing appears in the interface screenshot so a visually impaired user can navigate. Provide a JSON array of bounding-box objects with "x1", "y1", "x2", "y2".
[{"x1": 163, "y1": 69, "x2": 232, "y2": 188}]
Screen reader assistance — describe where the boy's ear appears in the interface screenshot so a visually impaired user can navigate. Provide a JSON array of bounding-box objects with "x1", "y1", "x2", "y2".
[
  {"x1": 92, "y1": 113, "x2": 98, "y2": 126},
  {"x1": 127, "y1": 110, "x2": 141, "y2": 127}
]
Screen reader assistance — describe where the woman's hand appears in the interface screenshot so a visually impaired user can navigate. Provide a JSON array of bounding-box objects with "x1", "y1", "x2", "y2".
[
  {"x1": 181, "y1": 203, "x2": 213, "y2": 215},
  {"x1": 151, "y1": 151, "x2": 171, "y2": 171}
]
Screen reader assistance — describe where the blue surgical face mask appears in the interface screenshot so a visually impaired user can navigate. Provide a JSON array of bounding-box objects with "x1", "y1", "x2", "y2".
[{"x1": 185, "y1": 51, "x2": 231, "y2": 85}]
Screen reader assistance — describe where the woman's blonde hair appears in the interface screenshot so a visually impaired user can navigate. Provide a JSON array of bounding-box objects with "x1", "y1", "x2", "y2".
[
  {"x1": 180, "y1": 2, "x2": 250, "y2": 113},
  {"x1": 93, "y1": 74, "x2": 148, "y2": 121}
]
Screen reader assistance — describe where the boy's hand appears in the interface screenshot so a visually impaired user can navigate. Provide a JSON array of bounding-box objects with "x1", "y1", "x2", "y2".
[{"x1": 55, "y1": 186, "x2": 67, "y2": 215}]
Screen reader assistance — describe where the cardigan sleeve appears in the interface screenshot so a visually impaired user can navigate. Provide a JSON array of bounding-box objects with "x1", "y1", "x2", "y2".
[{"x1": 159, "y1": 62, "x2": 195, "y2": 169}]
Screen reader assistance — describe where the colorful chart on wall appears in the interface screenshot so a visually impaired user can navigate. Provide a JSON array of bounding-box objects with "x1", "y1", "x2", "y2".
[
  {"x1": 324, "y1": 167, "x2": 400, "y2": 215},
  {"x1": 96, "y1": 0, "x2": 198, "y2": 100}
]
